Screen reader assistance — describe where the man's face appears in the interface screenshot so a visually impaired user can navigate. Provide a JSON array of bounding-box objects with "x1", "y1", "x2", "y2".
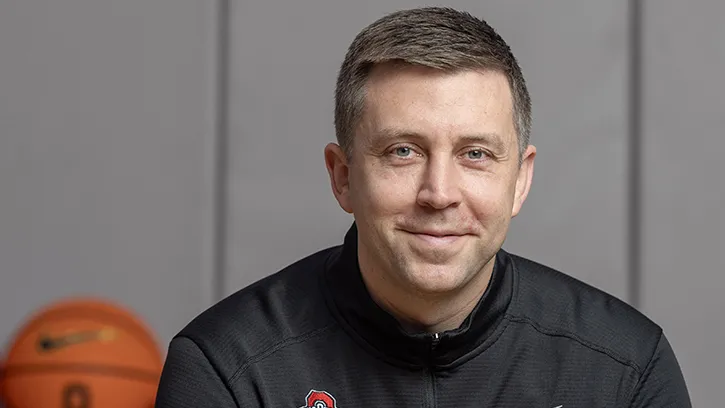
[{"x1": 326, "y1": 64, "x2": 535, "y2": 296}]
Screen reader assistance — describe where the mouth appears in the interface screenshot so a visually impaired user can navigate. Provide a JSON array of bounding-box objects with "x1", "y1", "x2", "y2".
[{"x1": 401, "y1": 229, "x2": 469, "y2": 246}]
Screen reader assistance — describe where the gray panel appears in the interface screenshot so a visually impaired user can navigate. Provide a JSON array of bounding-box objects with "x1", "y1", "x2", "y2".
[
  {"x1": 641, "y1": 1, "x2": 725, "y2": 405},
  {"x1": 0, "y1": 0, "x2": 218, "y2": 351},
  {"x1": 225, "y1": 0, "x2": 630, "y2": 302}
]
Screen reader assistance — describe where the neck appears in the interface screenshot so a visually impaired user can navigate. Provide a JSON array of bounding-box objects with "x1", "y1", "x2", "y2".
[{"x1": 358, "y1": 251, "x2": 496, "y2": 334}]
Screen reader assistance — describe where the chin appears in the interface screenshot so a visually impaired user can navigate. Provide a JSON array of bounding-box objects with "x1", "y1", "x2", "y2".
[{"x1": 400, "y1": 262, "x2": 471, "y2": 294}]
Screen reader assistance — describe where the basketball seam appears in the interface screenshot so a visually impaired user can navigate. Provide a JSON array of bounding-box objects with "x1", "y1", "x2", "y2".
[{"x1": 3, "y1": 363, "x2": 160, "y2": 384}]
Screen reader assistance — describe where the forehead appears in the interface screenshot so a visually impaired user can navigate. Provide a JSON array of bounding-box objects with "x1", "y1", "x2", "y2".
[{"x1": 358, "y1": 64, "x2": 515, "y2": 146}]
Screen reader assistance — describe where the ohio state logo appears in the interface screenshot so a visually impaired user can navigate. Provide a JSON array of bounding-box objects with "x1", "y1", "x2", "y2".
[{"x1": 300, "y1": 390, "x2": 338, "y2": 408}]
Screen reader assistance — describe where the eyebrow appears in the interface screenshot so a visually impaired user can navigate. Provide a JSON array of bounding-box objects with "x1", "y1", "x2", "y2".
[{"x1": 371, "y1": 127, "x2": 509, "y2": 154}]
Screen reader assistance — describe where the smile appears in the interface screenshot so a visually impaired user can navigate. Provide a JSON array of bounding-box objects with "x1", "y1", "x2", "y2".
[{"x1": 403, "y1": 230, "x2": 467, "y2": 247}]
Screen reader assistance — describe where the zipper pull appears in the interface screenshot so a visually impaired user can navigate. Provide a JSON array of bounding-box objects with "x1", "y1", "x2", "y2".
[{"x1": 431, "y1": 332, "x2": 440, "y2": 349}]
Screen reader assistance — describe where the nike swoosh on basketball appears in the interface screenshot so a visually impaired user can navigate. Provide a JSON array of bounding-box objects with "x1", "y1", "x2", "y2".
[{"x1": 37, "y1": 328, "x2": 116, "y2": 351}]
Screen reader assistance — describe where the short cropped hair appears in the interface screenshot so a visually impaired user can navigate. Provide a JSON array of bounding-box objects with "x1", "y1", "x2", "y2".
[{"x1": 334, "y1": 7, "x2": 531, "y2": 163}]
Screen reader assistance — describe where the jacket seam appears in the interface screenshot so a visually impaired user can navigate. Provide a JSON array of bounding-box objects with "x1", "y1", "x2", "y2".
[
  {"x1": 439, "y1": 314, "x2": 513, "y2": 370},
  {"x1": 176, "y1": 335, "x2": 243, "y2": 408},
  {"x1": 624, "y1": 328, "x2": 663, "y2": 406},
  {"x1": 228, "y1": 323, "x2": 338, "y2": 383},
  {"x1": 504, "y1": 314, "x2": 644, "y2": 374}
]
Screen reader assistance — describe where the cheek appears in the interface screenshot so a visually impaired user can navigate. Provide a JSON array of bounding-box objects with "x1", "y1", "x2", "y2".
[
  {"x1": 463, "y1": 175, "x2": 515, "y2": 221},
  {"x1": 351, "y1": 165, "x2": 416, "y2": 216}
]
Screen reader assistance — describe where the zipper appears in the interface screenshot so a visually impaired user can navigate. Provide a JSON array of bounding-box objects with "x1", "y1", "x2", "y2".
[{"x1": 426, "y1": 333, "x2": 440, "y2": 408}]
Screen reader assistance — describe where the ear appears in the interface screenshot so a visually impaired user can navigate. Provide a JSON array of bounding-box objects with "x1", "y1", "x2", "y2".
[
  {"x1": 324, "y1": 143, "x2": 354, "y2": 214},
  {"x1": 511, "y1": 144, "x2": 536, "y2": 218}
]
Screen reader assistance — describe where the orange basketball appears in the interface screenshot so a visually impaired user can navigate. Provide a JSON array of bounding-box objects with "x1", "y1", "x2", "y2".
[
  {"x1": 1, "y1": 358, "x2": 6, "y2": 406},
  {"x1": 1, "y1": 297, "x2": 163, "y2": 408}
]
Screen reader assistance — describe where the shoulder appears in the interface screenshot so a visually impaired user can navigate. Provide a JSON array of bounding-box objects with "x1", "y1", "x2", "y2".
[
  {"x1": 504, "y1": 251, "x2": 662, "y2": 374},
  {"x1": 172, "y1": 245, "x2": 342, "y2": 380}
]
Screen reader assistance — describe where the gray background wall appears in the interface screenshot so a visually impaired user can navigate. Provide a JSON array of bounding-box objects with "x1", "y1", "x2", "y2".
[
  {"x1": 0, "y1": 0, "x2": 219, "y2": 360},
  {"x1": 641, "y1": 1, "x2": 725, "y2": 402},
  {"x1": 0, "y1": 1, "x2": 721, "y2": 406}
]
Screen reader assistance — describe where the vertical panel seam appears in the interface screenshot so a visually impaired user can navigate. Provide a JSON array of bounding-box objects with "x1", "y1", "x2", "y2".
[
  {"x1": 628, "y1": 0, "x2": 643, "y2": 309},
  {"x1": 213, "y1": 0, "x2": 231, "y2": 302}
]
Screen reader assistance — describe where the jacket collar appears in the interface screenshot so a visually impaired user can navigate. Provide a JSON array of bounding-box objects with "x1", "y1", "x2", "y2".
[{"x1": 322, "y1": 223, "x2": 514, "y2": 369}]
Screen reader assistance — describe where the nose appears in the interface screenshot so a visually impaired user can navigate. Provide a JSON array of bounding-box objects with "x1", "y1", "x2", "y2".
[{"x1": 416, "y1": 155, "x2": 463, "y2": 210}]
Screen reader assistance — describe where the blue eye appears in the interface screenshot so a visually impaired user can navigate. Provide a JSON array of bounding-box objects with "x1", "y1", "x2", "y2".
[
  {"x1": 467, "y1": 150, "x2": 485, "y2": 160},
  {"x1": 395, "y1": 147, "x2": 412, "y2": 157}
]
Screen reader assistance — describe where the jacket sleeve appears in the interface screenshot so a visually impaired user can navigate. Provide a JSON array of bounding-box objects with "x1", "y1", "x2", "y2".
[
  {"x1": 155, "y1": 336, "x2": 239, "y2": 408},
  {"x1": 628, "y1": 331, "x2": 692, "y2": 407}
]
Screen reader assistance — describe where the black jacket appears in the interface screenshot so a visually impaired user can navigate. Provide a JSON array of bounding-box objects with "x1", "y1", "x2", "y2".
[{"x1": 156, "y1": 224, "x2": 691, "y2": 407}]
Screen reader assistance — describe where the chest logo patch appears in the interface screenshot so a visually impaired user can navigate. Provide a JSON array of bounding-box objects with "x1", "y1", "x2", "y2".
[{"x1": 300, "y1": 390, "x2": 338, "y2": 408}]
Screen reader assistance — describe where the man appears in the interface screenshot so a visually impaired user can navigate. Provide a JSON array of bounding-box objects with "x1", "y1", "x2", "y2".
[{"x1": 156, "y1": 7, "x2": 691, "y2": 407}]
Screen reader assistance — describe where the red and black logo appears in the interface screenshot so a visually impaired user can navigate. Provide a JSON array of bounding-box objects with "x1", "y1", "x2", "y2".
[{"x1": 300, "y1": 390, "x2": 338, "y2": 408}]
